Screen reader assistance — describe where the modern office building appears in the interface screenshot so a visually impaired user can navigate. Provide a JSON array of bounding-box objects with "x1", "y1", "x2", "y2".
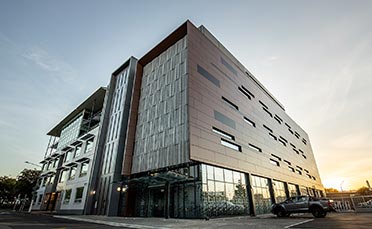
[
  {"x1": 32, "y1": 87, "x2": 105, "y2": 214},
  {"x1": 33, "y1": 20, "x2": 324, "y2": 218}
]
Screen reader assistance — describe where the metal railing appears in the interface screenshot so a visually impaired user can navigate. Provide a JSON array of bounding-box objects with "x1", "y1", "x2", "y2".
[{"x1": 330, "y1": 195, "x2": 372, "y2": 213}]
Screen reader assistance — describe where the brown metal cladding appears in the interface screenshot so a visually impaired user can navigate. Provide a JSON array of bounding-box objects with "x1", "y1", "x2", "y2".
[{"x1": 186, "y1": 22, "x2": 323, "y2": 190}]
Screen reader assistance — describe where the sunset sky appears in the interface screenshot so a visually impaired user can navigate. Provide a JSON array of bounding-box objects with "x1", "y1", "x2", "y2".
[{"x1": 1, "y1": 0, "x2": 371, "y2": 190}]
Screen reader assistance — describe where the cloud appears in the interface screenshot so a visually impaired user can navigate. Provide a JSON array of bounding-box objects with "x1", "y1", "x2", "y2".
[{"x1": 22, "y1": 46, "x2": 77, "y2": 83}]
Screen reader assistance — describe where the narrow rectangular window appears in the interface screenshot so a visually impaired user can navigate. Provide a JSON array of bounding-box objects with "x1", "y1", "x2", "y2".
[
  {"x1": 221, "y1": 139, "x2": 241, "y2": 152},
  {"x1": 212, "y1": 127, "x2": 235, "y2": 140},
  {"x1": 302, "y1": 138, "x2": 307, "y2": 145},
  {"x1": 222, "y1": 96, "x2": 239, "y2": 111},
  {"x1": 214, "y1": 110, "x2": 236, "y2": 129},
  {"x1": 288, "y1": 129, "x2": 294, "y2": 135},
  {"x1": 284, "y1": 160, "x2": 291, "y2": 165},
  {"x1": 278, "y1": 138, "x2": 287, "y2": 146},
  {"x1": 263, "y1": 107, "x2": 273, "y2": 117},
  {"x1": 296, "y1": 169, "x2": 302, "y2": 175},
  {"x1": 238, "y1": 87, "x2": 252, "y2": 100},
  {"x1": 295, "y1": 132, "x2": 300, "y2": 139},
  {"x1": 248, "y1": 143, "x2": 262, "y2": 152},
  {"x1": 279, "y1": 136, "x2": 288, "y2": 143},
  {"x1": 290, "y1": 143, "x2": 296, "y2": 148},
  {"x1": 288, "y1": 166, "x2": 295, "y2": 172},
  {"x1": 274, "y1": 115, "x2": 282, "y2": 124},
  {"x1": 241, "y1": 85, "x2": 255, "y2": 98},
  {"x1": 259, "y1": 100, "x2": 268, "y2": 109},
  {"x1": 269, "y1": 133, "x2": 277, "y2": 140},
  {"x1": 243, "y1": 117, "x2": 256, "y2": 127},
  {"x1": 293, "y1": 148, "x2": 299, "y2": 154},
  {"x1": 270, "y1": 159, "x2": 280, "y2": 166},
  {"x1": 307, "y1": 174, "x2": 312, "y2": 179},
  {"x1": 296, "y1": 166, "x2": 303, "y2": 171},
  {"x1": 312, "y1": 176, "x2": 316, "y2": 180},
  {"x1": 304, "y1": 169, "x2": 309, "y2": 173},
  {"x1": 197, "y1": 65, "x2": 220, "y2": 87},
  {"x1": 271, "y1": 154, "x2": 282, "y2": 161},
  {"x1": 302, "y1": 154, "x2": 307, "y2": 159},
  {"x1": 263, "y1": 124, "x2": 273, "y2": 133},
  {"x1": 299, "y1": 149, "x2": 304, "y2": 154}
]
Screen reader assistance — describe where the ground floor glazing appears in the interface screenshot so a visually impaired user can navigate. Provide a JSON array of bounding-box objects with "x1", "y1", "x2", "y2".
[{"x1": 127, "y1": 163, "x2": 324, "y2": 218}]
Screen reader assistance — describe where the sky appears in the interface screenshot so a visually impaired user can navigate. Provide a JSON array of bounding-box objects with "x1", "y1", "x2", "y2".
[{"x1": 0, "y1": 0, "x2": 371, "y2": 191}]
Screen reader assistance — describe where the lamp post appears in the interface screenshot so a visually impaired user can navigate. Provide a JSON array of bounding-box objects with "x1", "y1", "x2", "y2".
[{"x1": 25, "y1": 161, "x2": 42, "y2": 168}]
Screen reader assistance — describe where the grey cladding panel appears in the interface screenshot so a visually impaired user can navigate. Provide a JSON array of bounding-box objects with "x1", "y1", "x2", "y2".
[
  {"x1": 132, "y1": 36, "x2": 189, "y2": 174},
  {"x1": 197, "y1": 65, "x2": 220, "y2": 87}
]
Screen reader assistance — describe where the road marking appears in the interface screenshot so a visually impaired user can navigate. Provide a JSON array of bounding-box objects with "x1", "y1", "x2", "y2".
[{"x1": 284, "y1": 219, "x2": 314, "y2": 228}]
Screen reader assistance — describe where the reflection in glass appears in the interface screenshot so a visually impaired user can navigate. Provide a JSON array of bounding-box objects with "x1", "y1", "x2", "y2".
[{"x1": 251, "y1": 175, "x2": 272, "y2": 215}]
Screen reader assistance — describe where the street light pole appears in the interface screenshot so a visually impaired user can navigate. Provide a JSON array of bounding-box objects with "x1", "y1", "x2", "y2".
[{"x1": 25, "y1": 161, "x2": 42, "y2": 168}]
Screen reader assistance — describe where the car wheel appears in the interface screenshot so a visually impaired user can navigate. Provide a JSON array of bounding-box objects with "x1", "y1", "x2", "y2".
[
  {"x1": 276, "y1": 208, "x2": 287, "y2": 217},
  {"x1": 311, "y1": 207, "x2": 325, "y2": 218}
]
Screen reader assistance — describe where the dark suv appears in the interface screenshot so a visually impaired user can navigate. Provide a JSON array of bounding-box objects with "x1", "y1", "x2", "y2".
[{"x1": 271, "y1": 195, "x2": 334, "y2": 218}]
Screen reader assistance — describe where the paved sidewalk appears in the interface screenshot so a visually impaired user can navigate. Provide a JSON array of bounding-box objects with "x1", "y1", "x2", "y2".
[{"x1": 54, "y1": 214, "x2": 314, "y2": 229}]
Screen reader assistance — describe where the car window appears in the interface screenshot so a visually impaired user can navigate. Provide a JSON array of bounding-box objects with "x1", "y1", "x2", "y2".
[{"x1": 297, "y1": 196, "x2": 308, "y2": 202}]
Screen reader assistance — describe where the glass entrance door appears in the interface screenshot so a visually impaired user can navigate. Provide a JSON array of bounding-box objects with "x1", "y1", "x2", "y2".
[{"x1": 149, "y1": 188, "x2": 165, "y2": 217}]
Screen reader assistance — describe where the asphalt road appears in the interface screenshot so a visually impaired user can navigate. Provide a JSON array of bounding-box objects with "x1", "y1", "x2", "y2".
[
  {"x1": 292, "y1": 213, "x2": 372, "y2": 229},
  {"x1": 0, "y1": 210, "x2": 123, "y2": 229},
  {"x1": 1, "y1": 210, "x2": 371, "y2": 229}
]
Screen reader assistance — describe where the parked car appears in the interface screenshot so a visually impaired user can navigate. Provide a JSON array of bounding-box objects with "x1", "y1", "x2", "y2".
[{"x1": 271, "y1": 195, "x2": 334, "y2": 218}]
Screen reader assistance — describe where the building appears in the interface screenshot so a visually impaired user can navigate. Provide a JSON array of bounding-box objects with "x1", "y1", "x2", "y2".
[
  {"x1": 33, "y1": 20, "x2": 324, "y2": 218},
  {"x1": 32, "y1": 87, "x2": 105, "y2": 214}
]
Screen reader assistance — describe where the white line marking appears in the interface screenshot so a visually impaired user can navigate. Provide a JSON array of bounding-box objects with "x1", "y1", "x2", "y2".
[{"x1": 284, "y1": 219, "x2": 314, "y2": 228}]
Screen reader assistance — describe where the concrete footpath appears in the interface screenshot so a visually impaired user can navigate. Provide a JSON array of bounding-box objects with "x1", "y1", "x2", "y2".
[{"x1": 54, "y1": 214, "x2": 315, "y2": 229}]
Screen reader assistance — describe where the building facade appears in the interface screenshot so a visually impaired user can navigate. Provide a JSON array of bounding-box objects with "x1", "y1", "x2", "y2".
[{"x1": 33, "y1": 21, "x2": 324, "y2": 218}]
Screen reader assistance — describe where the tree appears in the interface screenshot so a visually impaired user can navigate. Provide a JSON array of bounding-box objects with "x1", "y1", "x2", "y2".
[
  {"x1": 15, "y1": 169, "x2": 41, "y2": 198},
  {"x1": 0, "y1": 176, "x2": 17, "y2": 203},
  {"x1": 325, "y1": 188, "x2": 339, "y2": 193},
  {"x1": 355, "y1": 186, "x2": 372, "y2": 196}
]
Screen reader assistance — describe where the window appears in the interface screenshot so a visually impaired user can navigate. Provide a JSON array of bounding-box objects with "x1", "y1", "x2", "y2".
[
  {"x1": 263, "y1": 125, "x2": 273, "y2": 133},
  {"x1": 304, "y1": 169, "x2": 309, "y2": 173},
  {"x1": 37, "y1": 194, "x2": 43, "y2": 205},
  {"x1": 259, "y1": 100, "x2": 268, "y2": 109},
  {"x1": 238, "y1": 85, "x2": 255, "y2": 100},
  {"x1": 41, "y1": 163, "x2": 46, "y2": 171},
  {"x1": 79, "y1": 162, "x2": 89, "y2": 177},
  {"x1": 293, "y1": 148, "x2": 299, "y2": 154},
  {"x1": 74, "y1": 145, "x2": 82, "y2": 158},
  {"x1": 269, "y1": 133, "x2": 277, "y2": 140},
  {"x1": 270, "y1": 159, "x2": 280, "y2": 166},
  {"x1": 68, "y1": 166, "x2": 77, "y2": 180},
  {"x1": 302, "y1": 154, "x2": 307, "y2": 159},
  {"x1": 85, "y1": 138, "x2": 94, "y2": 152},
  {"x1": 197, "y1": 65, "x2": 220, "y2": 87},
  {"x1": 290, "y1": 143, "x2": 296, "y2": 148},
  {"x1": 222, "y1": 96, "x2": 239, "y2": 111},
  {"x1": 312, "y1": 176, "x2": 316, "y2": 180},
  {"x1": 284, "y1": 160, "x2": 291, "y2": 165},
  {"x1": 299, "y1": 149, "x2": 304, "y2": 154},
  {"x1": 288, "y1": 166, "x2": 295, "y2": 172},
  {"x1": 248, "y1": 144, "x2": 262, "y2": 153},
  {"x1": 263, "y1": 107, "x2": 273, "y2": 117},
  {"x1": 274, "y1": 115, "x2": 283, "y2": 124},
  {"x1": 212, "y1": 127, "x2": 235, "y2": 140},
  {"x1": 74, "y1": 187, "x2": 84, "y2": 203},
  {"x1": 64, "y1": 150, "x2": 72, "y2": 162},
  {"x1": 59, "y1": 170, "x2": 67, "y2": 183},
  {"x1": 295, "y1": 132, "x2": 300, "y2": 139},
  {"x1": 271, "y1": 154, "x2": 282, "y2": 161},
  {"x1": 278, "y1": 138, "x2": 287, "y2": 146},
  {"x1": 244, "y1": 117, "x2": 256, "y2": 127},
  {"x1": 220, "y1": 139, "x2": 241, "y2": 152},
  {"x1": 302, "y1": 138, "x2": 307, "y2": 145},
  {"x1": 63, "y1": 189, "x2": 72, "y2": 204},
  {"x1": 296, "y1": 169, "x2": 302, "y2": 175},
  {"x1": 52, "y1": 159, "x2": 58, "y2": 168},
  {"x1": 307, "y1": 174, "x2": 312, "y2": 179}
]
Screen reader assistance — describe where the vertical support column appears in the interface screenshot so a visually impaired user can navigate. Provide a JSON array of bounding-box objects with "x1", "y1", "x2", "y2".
[
  {"x1": 245, "y1": 173, "x2": 256, "y2": 216},
  {"x1": 165, "y1": 181, "x2": 171, "y2": 219},
  {"x1": 284, "y1": 182, "x2": 290, "y2": 198},
  {"x1": 268, "y1": 178, "x2": 276, "y2": 204},
  {"x1": 295, "y1": 185, "x2": 300, "y2": 196}
]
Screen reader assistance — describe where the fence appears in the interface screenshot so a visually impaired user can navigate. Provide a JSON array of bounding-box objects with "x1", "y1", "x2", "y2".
[{"x1": 330, "y1": 195, "x2": 372, "y2": 213}]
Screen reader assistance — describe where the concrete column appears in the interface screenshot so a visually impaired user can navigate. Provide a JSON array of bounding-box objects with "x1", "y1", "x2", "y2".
[{"x1": 245, "y1": 173, "x2": 256, "y2": 216}]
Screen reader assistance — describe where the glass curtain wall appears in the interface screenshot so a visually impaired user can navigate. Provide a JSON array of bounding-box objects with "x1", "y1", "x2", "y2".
[
  {"x1": 272, "y1": 180, "x2": 287, "y2": 203},
  {"x1": 299, "y1": 186, "x2": 308, "y2": 195},
  {"x1": 201, "y1": 164, "x2": 249, "y2": 218},
  {"x1": 251, "y1": 175, "x2": 272, "y2": 215},
  {"x1": 287, "y1": 183, "x2": 298, "y2": 197}
]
